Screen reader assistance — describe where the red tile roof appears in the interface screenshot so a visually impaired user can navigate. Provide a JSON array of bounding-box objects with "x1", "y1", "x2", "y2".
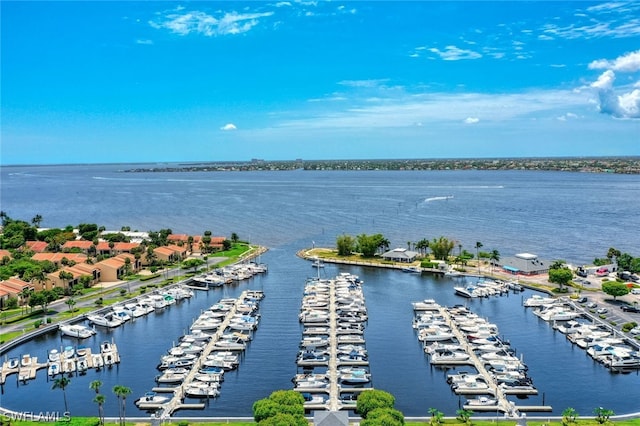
[
  {"x1": 26, "y1": 241, "x2": 48, "y2": 252},
  {"x1": 32, "y1": 253, "x2": 87, "y2": 263},
  {"x1": 62, "y1": 240, "x2": 94, "y2": 250}
]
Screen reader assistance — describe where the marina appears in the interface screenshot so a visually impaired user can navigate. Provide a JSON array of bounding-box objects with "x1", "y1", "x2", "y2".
[
  {"x1": 413, "y1": 300, "x2": 552, "y2": 415},
  {"x1": 136, "y1": 290, "x2": 264, "y2": 415}
]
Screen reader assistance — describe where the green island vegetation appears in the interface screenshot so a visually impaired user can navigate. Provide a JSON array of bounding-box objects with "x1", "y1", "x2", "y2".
[
  {"x1": 123, "y1": 157, "x2": 640, "y2": 175},
  {"x1": 0, "y1": 213, "x2": 255, "y2": 344}
]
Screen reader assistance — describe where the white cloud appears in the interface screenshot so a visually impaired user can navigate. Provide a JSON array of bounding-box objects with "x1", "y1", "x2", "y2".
[
  {"x1": 557, "y1": 112, "x2": 579, "y2": 121},
  {"x1": 589, "y1": 49, "x2": 640, "y2": 72},
  {"x1": 135, "y1": 39, "x2": 153, "y2": 45},
  {"x1": 274, "y1": 2, "x2": 291, "y2": 7},
  {"x1": 588, "y1": 51, "x2": 640, "y2": 119},
  {"x1": 428, "y1": 45, "x2": 482, "y2": 61},
  {"x1": 221, "y1": 123, "x2": 237, "y2": 131},
  {"x1": 591, "y1": 70, "x2": 616, "y2": 90},
  {"x1": 464, "y1": 117, "x2": 480, "y2": 124},
  {"x1": 150, "y1": 9, "x2": 274, "y2": 36}
]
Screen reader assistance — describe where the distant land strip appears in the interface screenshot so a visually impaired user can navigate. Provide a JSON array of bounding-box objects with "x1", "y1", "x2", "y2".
[{"x1": 124, "y1": 157, "x2": 640, "y2": 174}]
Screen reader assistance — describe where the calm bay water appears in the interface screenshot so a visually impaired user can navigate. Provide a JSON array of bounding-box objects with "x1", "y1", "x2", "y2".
[{"x1": 1, "y1": 164, "x2": 640, "y2": 417}]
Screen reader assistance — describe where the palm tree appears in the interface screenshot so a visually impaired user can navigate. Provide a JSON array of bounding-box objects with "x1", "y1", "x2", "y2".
[
  {"x1": 90, "y1": 380, "x2": 102, "y2": 394},
  {"x1": 113, "y1": 385, "x2": 132, "y2": 426},
  {"x1": 490, "y1": 249, "x2": 500, "y2": 274},
  {"x1": 90, "y1": 381, "x2": 104, "y2": 425},
  {"x1": 52, "y1": 376, "x2": 71, "y2": 413},
  {"x1": 66, "y1": 297, "x2": 76, "y2": 313},
  {"x1": 93, "y1": 394, "x2": 106, "y2": 426},
  {"x1": 475, "y1": 241, "x2": 483, "y2": 273},
  {"x1": 31, "y1": 214, "x2": 43, "y2": 227}
]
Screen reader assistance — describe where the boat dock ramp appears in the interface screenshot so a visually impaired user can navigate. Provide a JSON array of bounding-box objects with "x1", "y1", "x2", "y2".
[
  {"x1": 295, "y1": 273, "x2": 371, "y2": 411},
  {"x1": 145, "y1": 290, "x2": 264, "y2": 416},
  {"x1": 412, "y1": 299, "x2": 552, "y2": 415},
  {"x1": 0, "y1": 341, "x2": 121, "y2": 385}
]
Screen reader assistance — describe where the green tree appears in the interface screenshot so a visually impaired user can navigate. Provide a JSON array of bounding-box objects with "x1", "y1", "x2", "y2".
[
  {"x1": 475, "y1": 241, "x2": 483, "y2": 272},
  {"x1": 230, "y1": 232, "x2": 239, "y2": 243},
  {"x1": 182, "y1": 258, "x2": 205, "y2": 273},
  {"x1": 93, "y1": 394, "x2": 106, "y2": 426},
  {"x1": 593, "y1": 407, "x2": 614, "y2": 424},
  {"x1": 336, "y1": 234, "x2": 356, "y2": 256},
  {"x1": 562, "y1": 407, "x2": 578, "y2": 426},
  {"x1": 66, "y1": 297, "x2": 76, "y2": 313},
  {"x1": 31, "y1": 214, "x2": 43, "y2": 227},
  {"x1": 252, "y1": 390, "x2": 304, "y2": 423},
  {"x1": 112, "y1": 385, "x2": 132, "y2": 426},
  {"x1": 456, "y1": 408, "x2": 473, "y2": 425},
  {"x1": 602, "y1": 281, "x2": 630, "y2": 300},
  {"x1": 356, "y1": 389, "x2": 395, "y2": 419},
  {"x1": 548, "y1": 267, "x2": 573, "y2": 291},
  {"x1": 52, "y1": 376, "x2": 71, "y2": 413},
  {"x1": 356, "y1": 233, "x2": 386, "y2": 257},
  {"x1": 258, "y1": 412, "x2": 307, "y2": 426},
  {"x1": 90, "y1": 380, "x2": 104, "y2": 425},
  {"x1": 222, "y1": 239, "x2": 232, "y2": 251},
  {"x1": 428, "y1": 408, "x2": 444, "y2": 426},
  {"x1": 428, "y1": 237, "x2": 455, "y2": 261},
  {"x1": 361, "y1": 407, "x2": 405, "y2": 425}
]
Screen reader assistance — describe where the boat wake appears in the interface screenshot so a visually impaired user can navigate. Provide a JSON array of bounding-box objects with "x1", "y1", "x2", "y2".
[{"x1": 424, "y1": 196, "x2": 454, "y2": 202}]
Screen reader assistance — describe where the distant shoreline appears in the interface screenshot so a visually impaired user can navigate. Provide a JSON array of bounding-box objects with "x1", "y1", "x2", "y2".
[{"x1": 121, "y1": 156, "x2": 640, "y2": 174}]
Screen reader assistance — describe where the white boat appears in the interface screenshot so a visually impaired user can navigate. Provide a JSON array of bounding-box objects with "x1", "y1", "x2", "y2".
[
  {"x1": 76, "y1": 356, "x2": 89, "y2": 372},
  {"x1": 91, "y1": 354, "x2": 104, "y2": 369},
  {"x1": 523, "y1": 294, "x2": 556, "y2": 307},
  {"x1": 533, "y1": 305, "x2": 581, "y2": 321},
  {"x1": 431, "y1": 350, "x2": 470, "y2": 364},
  {"x1": 156, "y1": 370, "x2": 188, "y2": 384},
  {"x1": 311, "y1": 258, "x2": 325, "y2": 268},
  {"x1": 60, "y1": 323, "x2": 96, "y2": 339},
  {"x1": 454, "y1": 284, "x2": 483, "y2": 298},
  {"x1": 412, "y1": 299, "x2": 440, "y2": 310},
  {"x1": 338, "y1": 369, "x2": 371, "y2": 385},
  {"x1": 135, "y1": 391, "x2": 169, "y2": 406},
  {"x1": 87, "y1": 313, "x2": 123, "y2": 328},
  {"x1": 466, "y1": 396, "x2": 498, "y2": 407},
  {"x1": 48, "y1": 361, "x2": 61, "y2": 376},
  {"x1": 48, "y1": 349, "x2": 61, "y2": 362},
  {"x1": 184, "y1": 383, "x2": 221, "y2": 398}
]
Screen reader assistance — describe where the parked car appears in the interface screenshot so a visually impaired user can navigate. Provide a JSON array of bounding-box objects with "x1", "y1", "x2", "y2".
[
  {"x1": 621, "y1": 305, "x2": 640, "y2": 313},
  {"x1": 595, "y1": 267, "x2": 609, "y2": 277},
  {"x1": 631, "y1": 288, "x2": 640, "y2": 295},
  {"x1": 586, "y1": 302, "x2": 597, "y2": 309},
  {"x1": 576, "y1": 296, "x2": 588, "y2": 304},
  {"x1": 629, "y1": 326, "x2": 640, "y2": 335},
  {"x1": 576, "y1": 268, "x2": 588, "y2": 278},
  {"x1": 596, "y1": 308, "x2": 608, "y2": 315}
]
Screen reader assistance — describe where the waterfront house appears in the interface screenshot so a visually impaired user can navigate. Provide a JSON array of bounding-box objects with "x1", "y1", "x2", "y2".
[
  {"x1": 0, "y1": 249, "x2": 12, "y2": 261},
  {"x1": 499, "y1": 253, "x2": 549, "y2": 275},
  {"x1": 95, "y1": 241, "x2": 140, "y2": 256},
  {"x1": 61, "y1": 240, "x2": 94, "y2": 254},
  {"x1": 0, "y1": 277, "x2": 33, "y2": 308},
  {"x1": 95, "y1": 254, "x2": 136, "y2": 282},
  {"x1": 381, "y1": 248, "x2": 419, "y2": 263},
  {"x1": 31, "y1": 252, "x2": 88, "y2": 267},
  {"x1": 25, "y1": 240, "x2": 48, "y2": 253}
]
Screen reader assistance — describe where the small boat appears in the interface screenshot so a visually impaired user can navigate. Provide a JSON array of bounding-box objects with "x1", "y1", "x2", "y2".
[
  {"x1": 92, "y1": 354, "x2": 104, "y2": 370},
  {"x1": 135, "y1": 391, "x2": 169, "y2": 406},
  {"x1": 523, "y1": 294, "x2": 556, "y2": 307},
  {"x1": 48, "y1": 349, "x2": 61, "y2": 362},
  {"x1": 48, "y1": 362, "x2": 61, "y2": 376},
  {"x1": 60, "y1": 324, "x2": 96, "y2": 339},
  {"x1": 76, "y1": 357, "x2": 89, "y2": 373},
  {"x1": 184, "y1": 383, "x2": 221, "y2": 398},
  {"x1": 338, "y1": 369, "x2": 371, "y2": 385},
  {"x1": 7, "y1": 357, "x2": 20, "y2": 369},
  {"x1": 466, "y1": 396, "x2": 498, "y2": 407},
  {"x1": 311, "y1": 258, "x2": 325, "y2": 268},
  {"x1": 20, "y1": 354, "x2": 33, "y2": 368},
  {"x1": 87, "y1": 313, "x2": 123, "y2": 328}
]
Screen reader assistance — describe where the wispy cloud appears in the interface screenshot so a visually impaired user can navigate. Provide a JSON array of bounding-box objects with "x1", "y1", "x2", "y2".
[
  {"x1": 427, "y1": 45, "x2": 482, "y2": 61},
  {"x1": 221, "y1": 123, "x2": 237, "y2": 131},
  {"x1": 464, "y1": 117, "x2": 480, "y2": 124},
  {"x1": 150, "y1": 9, "x2": 274, "y2": 36},
  {"x1": 540, "y1": 3, "x2": 640, "y2": 40},
  {"x1": 135, "y1": 39, "x2": 153, "y2": 45}
]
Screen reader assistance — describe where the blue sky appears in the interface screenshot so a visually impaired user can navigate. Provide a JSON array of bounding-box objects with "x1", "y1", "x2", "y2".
[{"x1": 1, "y1": 1, "x2": 639, "y2": 165}]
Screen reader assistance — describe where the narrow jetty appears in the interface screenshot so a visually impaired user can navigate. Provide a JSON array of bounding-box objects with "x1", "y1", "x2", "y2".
[
  {"x1": 151, "y1": 290, "x2": 261, "y2": 416},
  {"x1": 413, "y1": 301, "x2": 552, "y2": 416},
  {"x1": 295, "y1": 273, "x2": 370, "y2": 412}
]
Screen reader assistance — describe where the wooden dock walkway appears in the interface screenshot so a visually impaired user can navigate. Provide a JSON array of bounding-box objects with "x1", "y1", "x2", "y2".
[
  {"x1": 157, "y1": 290, "x2": 256, "y2": 417},
  {"x1": 438, "y1": 306, "x2": 551, "y2": 415}
]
